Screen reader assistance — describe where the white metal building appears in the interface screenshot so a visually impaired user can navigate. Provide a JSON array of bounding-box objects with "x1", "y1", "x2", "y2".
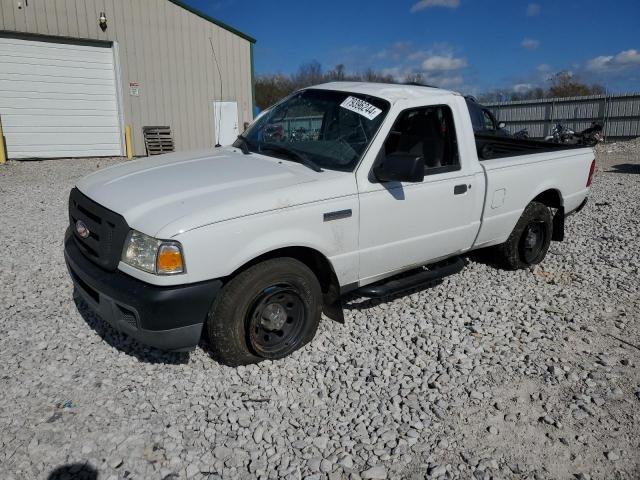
[{"x1": 0, "y1": 0, "x2": 256, "y2": 159}]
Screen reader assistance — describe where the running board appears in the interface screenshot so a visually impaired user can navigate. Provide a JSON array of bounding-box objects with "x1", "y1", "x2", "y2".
[{"x1": 356, "y1": 257, "x2": 465, "y2": 298}]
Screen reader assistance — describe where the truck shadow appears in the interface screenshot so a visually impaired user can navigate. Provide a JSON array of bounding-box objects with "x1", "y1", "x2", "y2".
[
  {"x1": 73, "y1": 289, "x2": 189, "y2": 365},
  {"x1": 48, "y1": 463, "x2": 98, "y2": 479},
  {"x1": 342, "y1": 254, "x2": 502, "y2": 311},
  {"x1": 463, "y1": 248, "x2": 503, "y2": 269},
  {"x1": 606, "y1": 163, "x2": 640, "y2": 174}
]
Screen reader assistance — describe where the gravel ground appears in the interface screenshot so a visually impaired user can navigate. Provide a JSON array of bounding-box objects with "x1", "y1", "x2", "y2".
[{"x1": 0, "y1": 143, "x2": 639, "y2": 480}]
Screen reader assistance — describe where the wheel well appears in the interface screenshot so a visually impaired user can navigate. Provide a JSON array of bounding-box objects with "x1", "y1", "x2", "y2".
[
  {"x1": 533, "y1": 189, "x2": 562, "y2": 209},
  {"x1": 230, "y1": 246, "x2": 338, "y2": 296},
  {"x1": 533, "y1": 189, "x2": 565, "y2": 241}
]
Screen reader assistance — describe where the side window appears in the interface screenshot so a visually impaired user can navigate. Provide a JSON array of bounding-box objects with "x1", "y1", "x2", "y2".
[
  {"x1": 482, "y1": 110, "x2": 496, "y2": 130},
  {"x1": 466, "y1": 100, "x2": 484, "y2": 131},
  {"x1": 384, "y1": 105, "x2": 460, "y2": 175}
]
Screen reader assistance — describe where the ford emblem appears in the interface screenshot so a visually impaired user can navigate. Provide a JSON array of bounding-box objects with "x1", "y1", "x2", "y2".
[{"x1": 76, "y1": 220, "x2": 90, "y2": 239}]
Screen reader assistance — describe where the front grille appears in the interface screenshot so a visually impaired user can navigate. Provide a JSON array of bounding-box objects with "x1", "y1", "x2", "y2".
[{"x1": 68, "y1": 188, "x2": 129, "y2": 271}]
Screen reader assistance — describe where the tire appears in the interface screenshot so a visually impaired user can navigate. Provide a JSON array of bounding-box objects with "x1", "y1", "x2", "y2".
[
  {"x1": 206, "y1": 257, "x2": 322, "y2": 366},
  {"x1": 494, "y1": 201, "x2": 553, "y2": 270}
]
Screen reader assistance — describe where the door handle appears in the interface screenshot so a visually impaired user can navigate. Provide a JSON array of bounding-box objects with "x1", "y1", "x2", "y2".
[{"x1": 454, "y1": 184, "x2": 468, "y2": 195}]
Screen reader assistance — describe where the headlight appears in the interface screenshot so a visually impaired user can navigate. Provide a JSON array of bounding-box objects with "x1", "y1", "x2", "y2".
[{"x1": 122, "y1": 230, "x2": 185, "y2": 275}]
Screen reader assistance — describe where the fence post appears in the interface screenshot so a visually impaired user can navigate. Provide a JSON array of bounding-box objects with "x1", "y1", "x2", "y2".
[{"x1": 547, "y1": 99, "x2": 556, "y2": 138}]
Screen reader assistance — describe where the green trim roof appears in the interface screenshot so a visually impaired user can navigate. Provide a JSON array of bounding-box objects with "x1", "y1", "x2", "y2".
[{"x1": 168, "y1": 0, "x2": 256, "y2": 43}]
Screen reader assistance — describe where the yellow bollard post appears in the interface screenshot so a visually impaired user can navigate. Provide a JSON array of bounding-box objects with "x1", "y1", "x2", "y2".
[
  {"x1": 0, "y1": 115, "x2": 7, "y2": 164},
  {"x1": 125, "y1": 124, "x2": 133, "y2": 160}
]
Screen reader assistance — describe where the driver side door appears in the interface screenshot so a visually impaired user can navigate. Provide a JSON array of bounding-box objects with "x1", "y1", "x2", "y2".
[{"x1": 357, "y1": 103, "x2": 483, "y2": 284}]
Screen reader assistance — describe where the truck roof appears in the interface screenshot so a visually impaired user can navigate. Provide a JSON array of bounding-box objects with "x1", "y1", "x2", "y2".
[{"x1": 309, "y1": 81, "x2": 460, "y2": 103}]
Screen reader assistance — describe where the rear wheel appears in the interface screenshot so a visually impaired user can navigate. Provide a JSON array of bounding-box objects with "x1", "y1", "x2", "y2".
[
  {"x1": 206, "y1": 257, "x2": 322, "y2": 366},
  {"x1": 494, "y1": 201, "x2": 553, "y2": 269}
]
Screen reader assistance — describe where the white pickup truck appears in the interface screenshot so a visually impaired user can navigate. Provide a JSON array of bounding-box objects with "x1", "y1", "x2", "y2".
[{"x1": 65, "y1": 82, "x2": 594, "y2": 365}]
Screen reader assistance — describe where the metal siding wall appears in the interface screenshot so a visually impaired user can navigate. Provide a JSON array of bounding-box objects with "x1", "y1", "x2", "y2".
[
  {"x1": 486, "y1": 93, "x2": 640, "y2": 140},
  {"x1": 0, "y1": 0, "x2": 253, "y2": 155}
]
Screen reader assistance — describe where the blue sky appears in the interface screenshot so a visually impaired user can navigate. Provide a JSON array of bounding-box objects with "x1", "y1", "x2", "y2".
[{"x1": 188, "y1": 0, "x2": 640, "y2": 94}]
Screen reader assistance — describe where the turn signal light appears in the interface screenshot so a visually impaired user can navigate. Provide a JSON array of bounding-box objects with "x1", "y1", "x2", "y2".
[{"x1": 157, "y1": 244, "x2": 184, "y2": 274}]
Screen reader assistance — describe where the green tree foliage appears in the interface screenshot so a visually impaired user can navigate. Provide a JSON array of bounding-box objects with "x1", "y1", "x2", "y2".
[
  {"x1": 255, "y1": 64, "x2": 608, "y2": 110},
  {"x1": 478, "y1": 71, "x2": 606, "y2": 103},
  {"x1": 547, "y1": 72, "x2": 605, "y2": 98},
  {"x1": 255, "y1": 62, "x2": 395, "y2": 110}
]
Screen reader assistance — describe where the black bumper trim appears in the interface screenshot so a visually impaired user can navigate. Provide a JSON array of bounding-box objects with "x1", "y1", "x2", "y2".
[
  {"x1": 65, "y1": 230, "x2": 222, "y2": 351},
  {"x1": 567, "y1": 197, "x2": 588, "y2": 216}
]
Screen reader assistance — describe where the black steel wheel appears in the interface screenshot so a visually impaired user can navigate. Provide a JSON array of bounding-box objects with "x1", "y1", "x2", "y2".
[
  {"x1": 206, "y1": 258, "x2": 322, "y2": 366},
  {"x1": 520, "y1": 221, "x2": 547, "y2": 264},
  {"x1": 494, "y1": 201, "x2": 553, "y2": 269},
  {"x1": 247, "y1": 284, "x2": 307, "y2": 358}
]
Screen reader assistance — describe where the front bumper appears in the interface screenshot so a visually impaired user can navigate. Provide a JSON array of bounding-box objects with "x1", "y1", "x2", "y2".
[{"x1": 64, "y1": 230, "x2": 222, "y2": 351}]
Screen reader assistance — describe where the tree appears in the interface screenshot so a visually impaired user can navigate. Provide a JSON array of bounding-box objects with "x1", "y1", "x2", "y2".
[
  {"x1": 478, "y1": 72, "x2": 606, "y2": 103},
  {"x1": 510, "y1": 87, "x2": 545, "y2": 101},
  {"x1": 292, "y1": 61, "x2": 324, "y2": 89},
  {"x1": 362, "y1": 68, "x2": 394, "y2": 83},
  {"x1": 326, "y1": 64, "x2": 346, "y2": 81},
  {"x1": 255, "y1": 62, "x2": 401, "y2": 109},
  {"x1": 404, "y1": 72, "x2": 426, "y2": 85},
  {"x1": 255, "y1": 74, "x2": 294, "y2": 110},
  {"x1": 477, "y1": 89, "x2": 513, "y2": 103},
  {"x1": 547, "y1": 71, "x2": 605, "y2": 98}
]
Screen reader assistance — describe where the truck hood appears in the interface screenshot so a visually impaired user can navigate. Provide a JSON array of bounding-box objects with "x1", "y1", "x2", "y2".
[{"x1": 76, "y1": 148, "x2": 356, "y2": 238}]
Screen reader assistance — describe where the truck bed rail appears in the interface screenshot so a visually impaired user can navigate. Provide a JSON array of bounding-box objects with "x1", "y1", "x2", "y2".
[{"x1": 475, "y1": 134, "x2": 585, "y2": 161}]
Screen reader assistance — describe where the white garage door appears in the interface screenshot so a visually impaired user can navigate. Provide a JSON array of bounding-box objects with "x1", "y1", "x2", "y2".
[{"x1": 0, "y1": 37, "x2": 123, "y2": 159}]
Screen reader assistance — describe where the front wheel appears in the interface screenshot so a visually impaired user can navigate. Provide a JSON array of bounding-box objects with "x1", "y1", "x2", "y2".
[
  {"x1": 206, "y1": 257, "x2": 322, "y2": 366},
  {"x1": 494, "y1": 201, "x2": 553, "y2": 270}
]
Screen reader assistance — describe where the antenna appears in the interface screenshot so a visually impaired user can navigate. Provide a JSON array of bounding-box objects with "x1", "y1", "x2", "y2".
[{"x1": 209, "y1": 37, "x2": 224, "y2": 147}]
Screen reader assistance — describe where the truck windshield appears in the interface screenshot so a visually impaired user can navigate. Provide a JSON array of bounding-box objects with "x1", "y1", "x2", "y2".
[{"x1": 236, "y1": 89, "x2": 390, "y2": 172}]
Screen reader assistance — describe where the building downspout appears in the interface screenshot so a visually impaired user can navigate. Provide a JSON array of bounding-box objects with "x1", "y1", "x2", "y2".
[{"x1": 250, "y1": 42, "x2": 256, "y2": 119}]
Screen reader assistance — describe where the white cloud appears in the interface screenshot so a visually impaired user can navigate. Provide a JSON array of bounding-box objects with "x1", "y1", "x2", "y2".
[
  {"x1": 422, "y1": 55, "x2": 467, "y2": 71},
  {"x1": 615, "y1": 49, "x2": 640, "y2": 65},
  {"x1": 586, "y1": 49, "x2": 640, "y2": 72},
  {"x1": 513, "y1": 83, "x2": 534, "y2": 93},
  {"x1": 410, "y1": 0, "x2": 460, "y2": 13},
  {"x1": 587, "y1": 56, "x2": 611, "y2": 71},
  {"x1": 436, "y1": 75, "x2": 464, "y2": 87},
  {"x1": 375, "y1": 41, "x2": 416, "y2": 61},
  {"x1": 521, "y1": 38, "x2": 540, "y2": 50},
  {"x1": 336, "y1": 41, "x2": 472, "y2": 91},
  {"x1": 526, "y1": 3, "x2": 540, "y2": 16},
  {"x1": 536, "y1": 63, "x2": 551, "y2": 72}
]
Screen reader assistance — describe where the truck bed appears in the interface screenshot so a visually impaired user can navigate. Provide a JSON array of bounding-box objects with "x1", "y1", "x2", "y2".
[
  {"x1": 472, "y1": 142, "x2": 593, "y2": 250},
  {"x1": 474, "y1": 134, "x2": 584, "y2": 161}
]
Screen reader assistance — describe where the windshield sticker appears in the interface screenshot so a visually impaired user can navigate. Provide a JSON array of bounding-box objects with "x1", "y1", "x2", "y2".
[{"x1": 340, "y1": 96, "x2": 382, "y2": 121}]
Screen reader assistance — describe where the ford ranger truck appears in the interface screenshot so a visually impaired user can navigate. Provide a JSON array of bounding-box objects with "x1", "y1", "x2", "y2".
[{"x1": 64, "y1": 82, "x2": 594, "y2": 365}]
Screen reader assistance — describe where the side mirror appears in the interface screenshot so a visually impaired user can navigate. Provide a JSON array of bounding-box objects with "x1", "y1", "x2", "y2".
[
  {"x1": 374, "y1": 153, "x2": 425, "y2": 183},
  {"x1": 498, "y1": 121, "x2": 506, "y2": 129}
]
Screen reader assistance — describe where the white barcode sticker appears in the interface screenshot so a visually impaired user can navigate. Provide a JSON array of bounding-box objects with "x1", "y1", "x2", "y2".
[{"x1": 340, "y1": 96, "x2": 382, "y2": 120}]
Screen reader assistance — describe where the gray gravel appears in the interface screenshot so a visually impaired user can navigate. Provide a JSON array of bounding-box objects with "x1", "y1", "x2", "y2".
[{"x1": 0, "y1": 144, "x2": 639, "y2": 480}]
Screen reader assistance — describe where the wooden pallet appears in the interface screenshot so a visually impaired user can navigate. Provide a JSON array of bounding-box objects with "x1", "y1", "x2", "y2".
[{"x1": 143, "y1": 126, "x2": 175, "y2": 156}]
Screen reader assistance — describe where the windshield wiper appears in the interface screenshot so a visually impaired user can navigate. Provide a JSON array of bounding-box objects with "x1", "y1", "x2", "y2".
[
  {"x1": 235, "y1": 134, "x2": 251, "y2": 154},
  {"x1": 259, "y1": 142, "x2": 323, "y2": 172}
]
